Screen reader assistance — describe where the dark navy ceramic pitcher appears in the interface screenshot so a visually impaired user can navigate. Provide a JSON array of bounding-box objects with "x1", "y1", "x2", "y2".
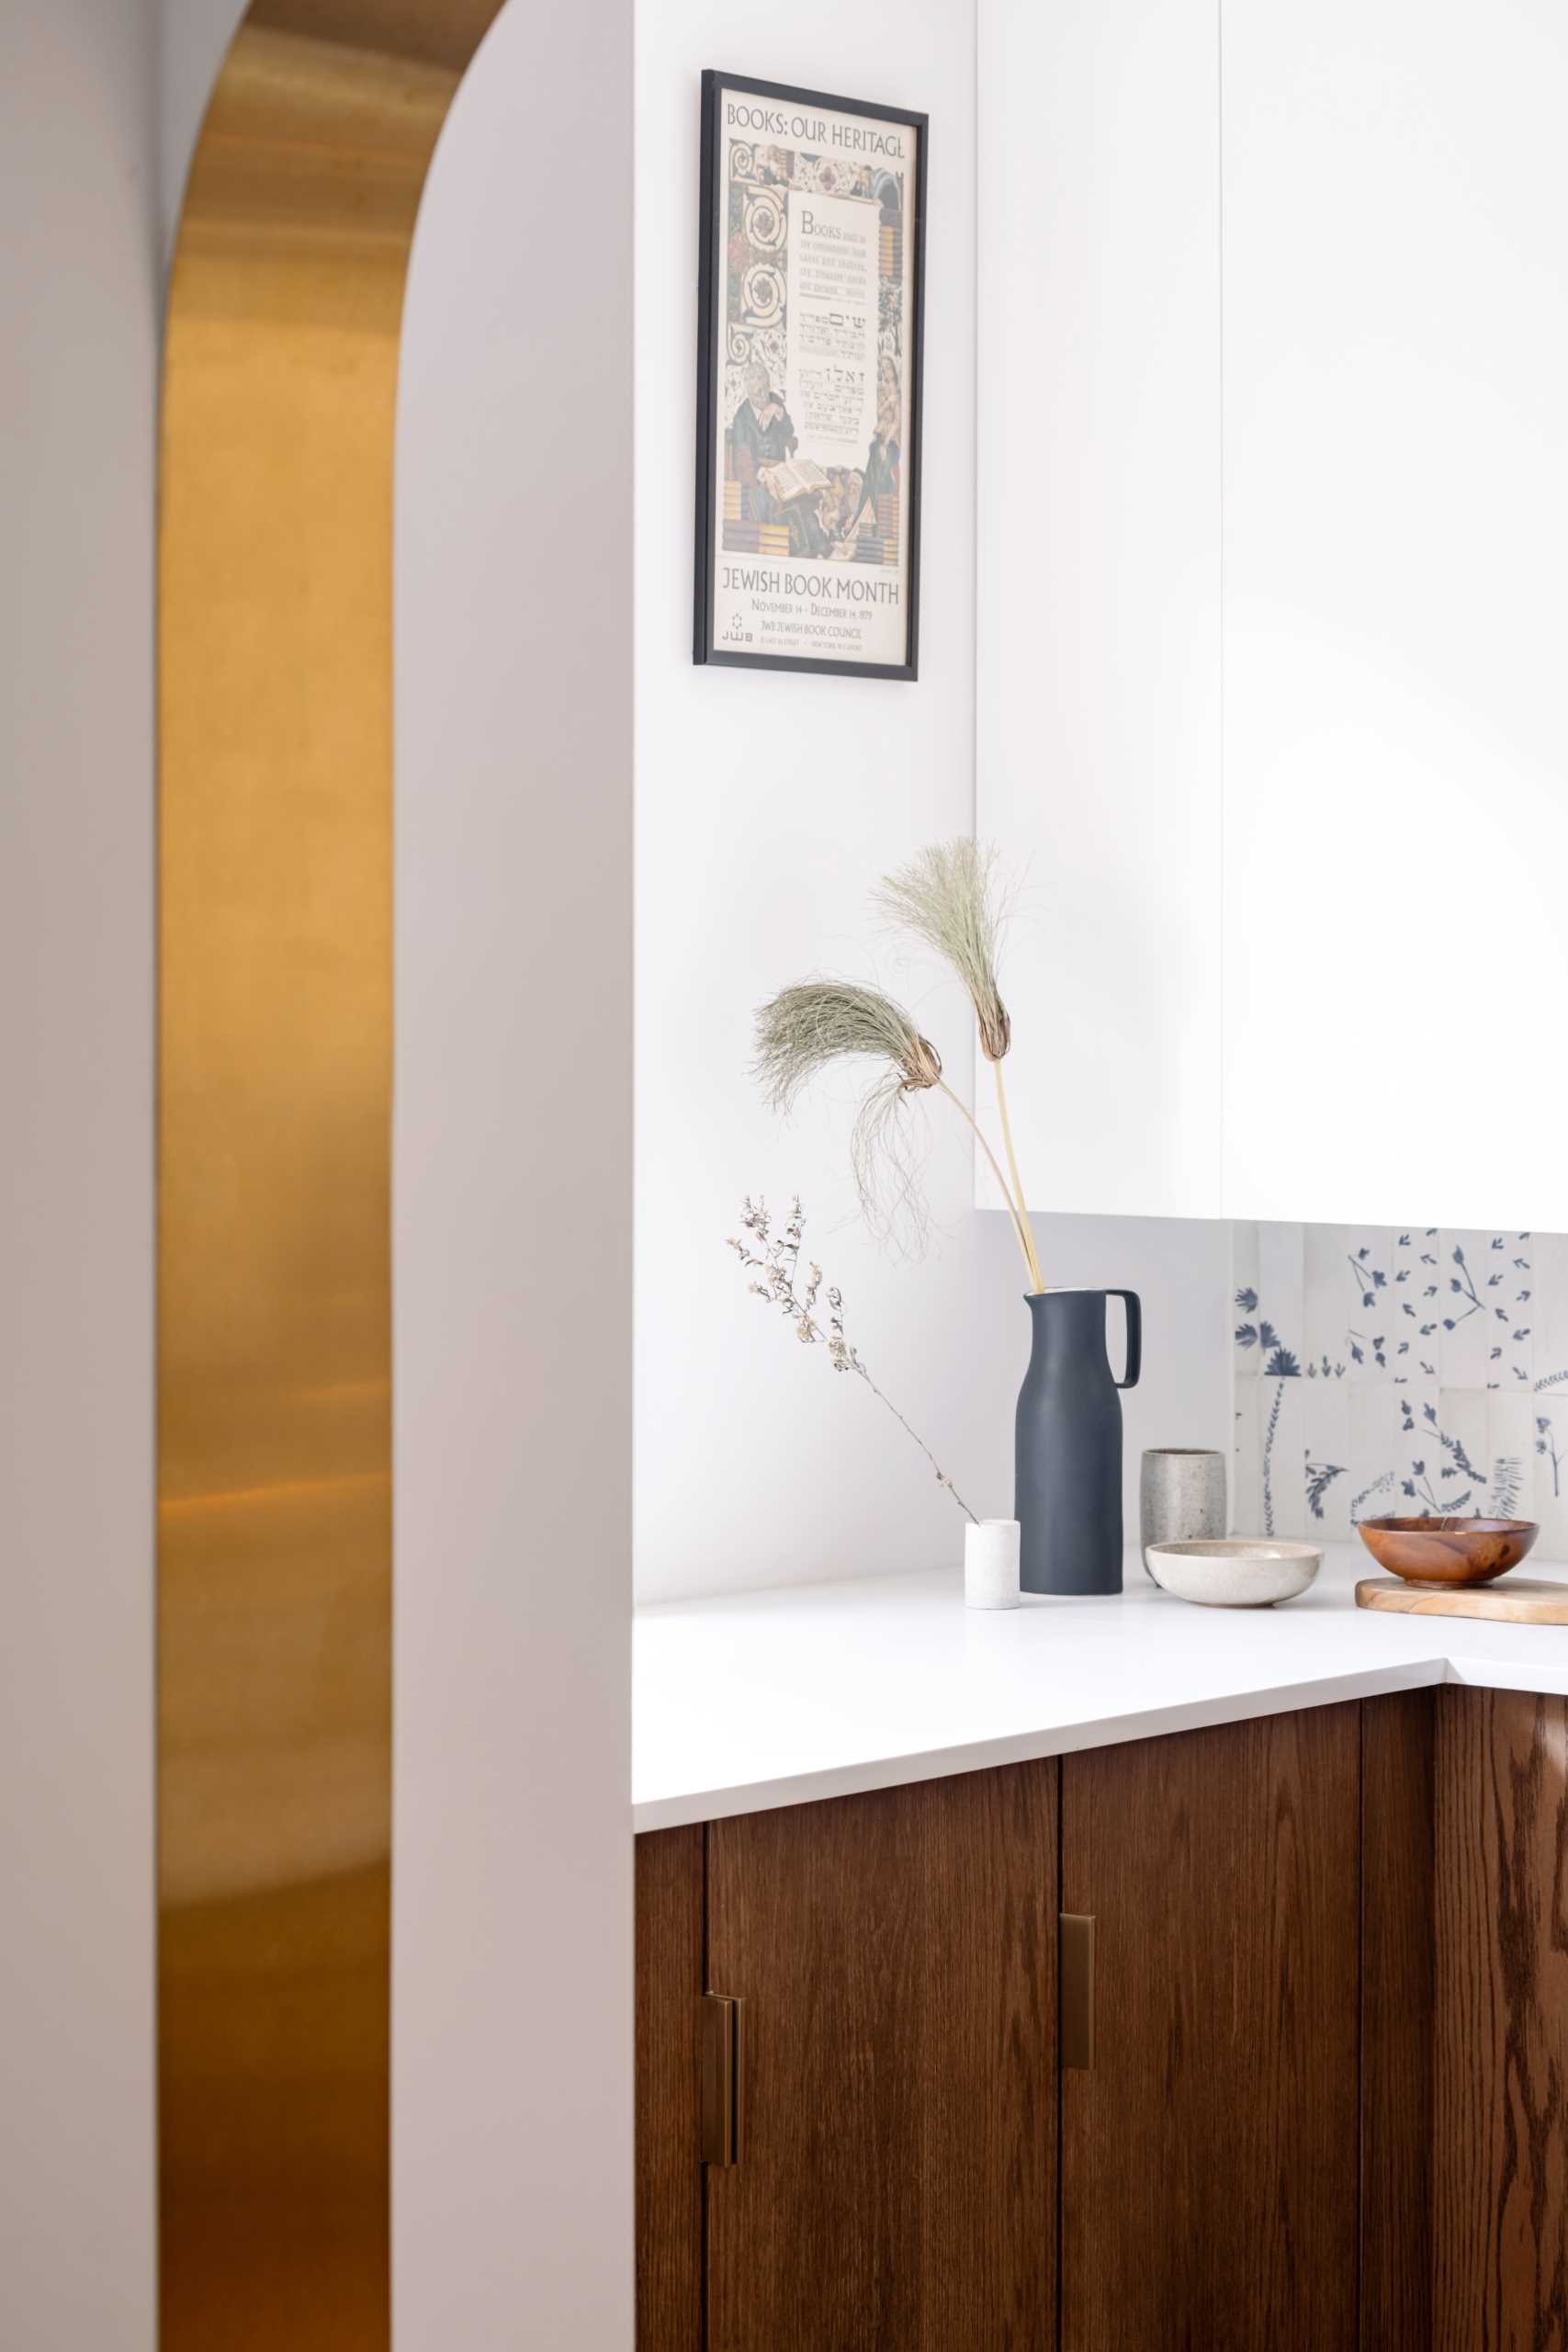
[{"x1": 1016, "y1": 1288, "x2": 1142, "y2": 1595}]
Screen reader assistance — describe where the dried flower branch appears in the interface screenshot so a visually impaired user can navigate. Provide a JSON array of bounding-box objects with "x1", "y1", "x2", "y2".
[
  {"x1": 875, "y1": 839, "x2": 1043, "y2": 1292},
  {"x1": 728, "y1": 1196, "x2": 978, "y2": 1522}
]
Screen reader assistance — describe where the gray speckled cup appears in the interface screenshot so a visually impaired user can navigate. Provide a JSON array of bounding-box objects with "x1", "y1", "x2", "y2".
[{"x1": 1140, "y1": 1449, "x2": 1227, "y2": 1577}]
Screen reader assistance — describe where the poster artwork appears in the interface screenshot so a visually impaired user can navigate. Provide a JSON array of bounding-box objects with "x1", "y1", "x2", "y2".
[{"x1": 696, "y1": 77, "x2": 925, "y2": 678}]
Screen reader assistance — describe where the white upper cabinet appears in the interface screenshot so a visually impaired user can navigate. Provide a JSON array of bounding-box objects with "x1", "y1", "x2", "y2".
[
  {"x1": 978, "y1": 0, "x2": 1568, "y2": 1231},
  {"x1": 977, "y1": 0, "x2": 1223, "y2": 1221}
]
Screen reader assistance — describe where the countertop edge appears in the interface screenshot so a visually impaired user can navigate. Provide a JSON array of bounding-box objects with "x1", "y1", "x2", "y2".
[{"x1": 632, "y1": 1653, "x2": 1452, "y2": 1833}]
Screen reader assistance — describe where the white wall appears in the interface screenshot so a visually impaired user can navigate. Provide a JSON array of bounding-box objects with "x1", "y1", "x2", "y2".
[
  {"x1": 635, "y1": 0, "x2": 1233, "y2": 1604},
  {"x1": 392, "y1": 4, "x2": 636, "y2": 2342},
  {"x1": 7, "y1": 5, "x2": 642, "y2": 2346},
  {"x1": 159, "y1": 0, "x2": 244, "y2": 252},
  {"x1": 0, "y1": 4, "x2": 159, "y2": 2346}
]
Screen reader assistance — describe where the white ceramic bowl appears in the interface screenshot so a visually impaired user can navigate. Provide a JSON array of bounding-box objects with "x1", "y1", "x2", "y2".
[{"x1": 1144, "y1": 1537, "x2": 1322, "y2": 1608}]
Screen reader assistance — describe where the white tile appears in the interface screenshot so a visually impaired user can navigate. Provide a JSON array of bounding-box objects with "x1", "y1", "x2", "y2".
[
  {"x1": 1532, "y1": 1391, "x2": 1568, "y2": 1555},
  {"x1": 1427, "y1": 1386, "x2": 1535, "y2": 1518},
  {"x1": 1239, "y1": 1223, "x2": 1305, "y2": 1380},
  {"x1": 1231, "y1": 1222, "x2": 1262, "y2": 1383},
  {"x1": 1535, "y1": 1405, "x2": 1568, "y2": 1535},
  {"x1": 1382, "y1": 1225, "x2": 1434, "y2": 1381},
  {"x1": 1254, "y1": 1373, "x2": 1306, "y2": 1541},
  {"x1": 1303, "y1": 1224, "x2": 1413, "y2": 1378},
  {"x1": 1398, "y1": 1228, "x2": 1446, "y2": 1384},
  {"x1": 1387, "y1": 1384, "x2": 1446, "y2": 1517},
  {"x1": 1484, "y1": 1390, "x2": 1536, "y2": 1522},
  {"x1": 1297, "y1": 1372, "x2": 1352, "y2": 1542},
  {"x1": 1530, "y1": 1229, "x2": 1568, "y2": 1393},
  {"x1": 1302, "y1": 1225, "x2": 1356, "y2": 1376},
  {"x1": 1413, "y1": 1387, "x2": 1486, "y2": 1515},
  {"x1": 1348, "y1": 1371, "x2": 1436, "y2": 1526},
  {"x1": 1233, "y1": 1379, "x2": 1262, "y2": 1533},
  {"x1": 1437, "y1": 1230, "x2": 1533, "y2": 1391}
]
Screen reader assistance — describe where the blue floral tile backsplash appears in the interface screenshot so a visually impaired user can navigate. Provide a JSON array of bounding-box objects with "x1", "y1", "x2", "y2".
[{"x1": 1232, "y1": 1224, "x2": 1568, "y2": 1555}]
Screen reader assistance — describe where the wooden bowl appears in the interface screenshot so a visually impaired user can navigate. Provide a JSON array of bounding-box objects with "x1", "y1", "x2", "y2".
[{"x1": 1357, "y1": 1515, "x2": 1538, "y2": 1587}]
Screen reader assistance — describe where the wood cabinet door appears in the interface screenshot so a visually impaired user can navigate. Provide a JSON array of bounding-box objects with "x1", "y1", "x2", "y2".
[
  {"x1": 1435, "y1": 1687, "x2": 1568, "y2": 2350},
  {"x1": 636, "y1": 1827, "x2": 705, "y2": 2352},
  {"x1": 705, "y1": 1763, "x2": 1056, "y2": 2352},
  {"x1": 1061, "y1": 1705, "x2": 1361, "y2": 2351}
]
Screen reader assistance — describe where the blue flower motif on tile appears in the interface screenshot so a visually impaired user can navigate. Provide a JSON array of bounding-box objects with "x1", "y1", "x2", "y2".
[
  {"x1": 1350, "y1": 1467, "x2": 1396, "y2": 1520},
  {"x1": 1305, "y1": 1460, "x2": 1347, "y2": 1521},
  {"x1": 1443, "y1": 1245, "x2": 1486, "y2": 1330},
  {"x1": 1348, "y1": 1248, "x2": 1387, "y2": 1309}
]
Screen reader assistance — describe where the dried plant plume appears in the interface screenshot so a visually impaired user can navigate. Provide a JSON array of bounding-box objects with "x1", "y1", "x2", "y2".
[
  {"x1": 753, "y1": 980, "x2": 942, "y2": 1250},
  {"x1": 727, "y1": 1195, "x2": 977, "y2": 1521},
  {"x1": 754, "y1": 978, "x2": 942, "y2": 1106},
  {"x1": 875, "y1": 838, "x2": 1012, "y2": 1061}
]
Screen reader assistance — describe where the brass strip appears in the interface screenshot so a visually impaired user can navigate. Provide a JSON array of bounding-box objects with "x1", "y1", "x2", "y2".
[
  {"x1": 701, "y1": 1994, "x2": 744, "y2": 2167},
  {"x1": 158, "y1": 6, "x2": 501, "y2": 2343},
  {"x1": 1061, "y1": 1913, "x2": 1097, "y2": 2071}
]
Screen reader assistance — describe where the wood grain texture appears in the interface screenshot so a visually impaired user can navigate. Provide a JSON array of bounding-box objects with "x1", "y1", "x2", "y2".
[
  {"x1": 1360, "y1": 1690, "x2": 1436, "y2": 2351},
  {"x1": 1357, "y1": 1518, "x2": 1539, "y2": 1588},
  {"x1": 1435, "y1": 1687, "x2": 1568, "y2": 2350},
  {"x1": 1062, "y1": 1704, "x2": 1361, "y2": 2352},
  {"x1": 635, "y1": 1827, "x2": 704, "y2": 2352},
  {"x1": 706, "y1": 1763, "x2": 1056, "y2": 2352},
  {"x1": 1357, "y1": 1576, "x2": 1568, "y2": 1625}
]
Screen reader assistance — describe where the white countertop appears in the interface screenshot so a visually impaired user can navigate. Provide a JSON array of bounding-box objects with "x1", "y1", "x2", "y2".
[{"x1": 632, "y1": 1544, "x2": 1568, "y2": 1830}]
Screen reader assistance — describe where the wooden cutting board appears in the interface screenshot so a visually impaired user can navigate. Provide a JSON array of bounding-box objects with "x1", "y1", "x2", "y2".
[{"x1": 1356, "y1": 1575, "x2": 1568, "y2": 1625}]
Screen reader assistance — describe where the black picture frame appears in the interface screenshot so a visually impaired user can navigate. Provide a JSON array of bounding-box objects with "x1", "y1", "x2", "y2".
[{"x1": 694, "y1": 71, "x2": 928, "y2": 681}]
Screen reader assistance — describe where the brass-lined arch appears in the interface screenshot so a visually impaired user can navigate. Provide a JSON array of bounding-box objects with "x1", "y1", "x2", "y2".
[{"x1": 159, "y1": 6, "x2": 502, "y2": 2339}]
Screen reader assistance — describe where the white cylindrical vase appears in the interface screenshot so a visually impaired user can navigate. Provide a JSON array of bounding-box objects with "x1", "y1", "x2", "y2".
[{"x1": 965, "y1": 1518, "x2": 1021, "y2": 1610}]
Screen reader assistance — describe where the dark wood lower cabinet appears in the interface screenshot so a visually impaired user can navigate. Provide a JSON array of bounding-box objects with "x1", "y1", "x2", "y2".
[
  {"x1": 635, "y1": 1826, "x2": 705, "y2": 2352},
  {"x1": 1061, "y1": 1704, "x2": 1362, "y2": 2351},
  {"x1": 706, "y1": 1763, "x2": 1056, "y2": 2352},
  {"x1": 1360, "y1": 1687, "x2": 1438, "y2": 2352},
  {"x1": 635, "y1": 1688, "x2": 1568, "y2": 2351},
  {"x1": 1434, "y1": 1687, "x2": 1568, "y2": 2351}
]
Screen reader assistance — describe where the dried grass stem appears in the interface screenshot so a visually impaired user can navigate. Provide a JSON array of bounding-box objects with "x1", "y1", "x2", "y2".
[
  {"x1": 934, "y1": 1080, "x2": 1038, "y2": 1289},
  {"x1": 992, "y1": 1062, "x2": 1043, "y2": 1292}
]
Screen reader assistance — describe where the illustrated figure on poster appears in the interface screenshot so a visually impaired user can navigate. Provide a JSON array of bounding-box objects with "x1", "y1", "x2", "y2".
[
  {"x1": 735, "y1": 363, "x2": 852, "y2": 558},
  {"x1": 730, "y1": 364, "x2": 798, "y2": 523},
  {"x1": 858, "y1": 430, "x2": 896, "y2": 524}
]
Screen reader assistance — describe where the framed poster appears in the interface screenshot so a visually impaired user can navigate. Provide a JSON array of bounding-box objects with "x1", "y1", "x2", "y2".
[{"x1": 694, "y1": 72, "x2": 927, "y2": 681}]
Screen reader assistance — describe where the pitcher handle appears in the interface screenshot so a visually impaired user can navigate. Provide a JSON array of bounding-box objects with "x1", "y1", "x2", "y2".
[{"x1": 1109, "y1": 1290, "x2": 1142, "y2": 1389}]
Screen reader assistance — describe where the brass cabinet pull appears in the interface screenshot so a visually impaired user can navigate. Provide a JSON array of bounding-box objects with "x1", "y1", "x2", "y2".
[
  {"x1": 701, "y1": 1994, "x2": 744, "y2": 2166},
  {"x1": 1061, "y1": 1914, "x2": 1096, "y2": 2070}
]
